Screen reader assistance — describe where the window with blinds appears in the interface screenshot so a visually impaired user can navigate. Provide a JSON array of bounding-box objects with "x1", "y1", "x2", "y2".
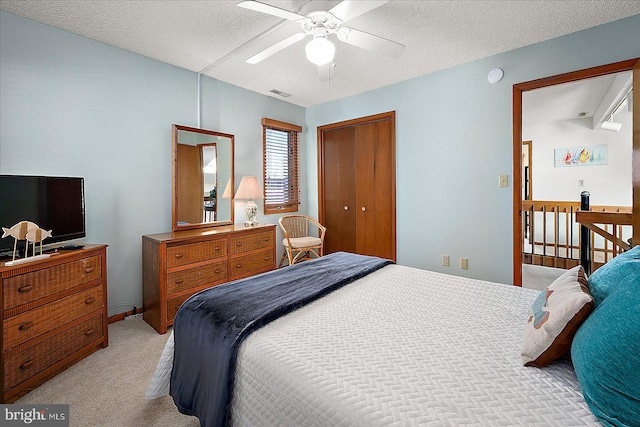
[{"x1": 262, "y1": 118, "x2": 302, "y2": 214}]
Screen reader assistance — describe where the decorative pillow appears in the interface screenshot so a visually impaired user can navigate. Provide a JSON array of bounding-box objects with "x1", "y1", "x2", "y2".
[
  {"x1": 571, "y1": 277, "x2": 640, "y2": 426},
  {"x1": 521, "y1": 265, "x2": 593, "y2": 367},
  {"x1": 588, "y1": 245, "x2": 640, "y2": 307}
]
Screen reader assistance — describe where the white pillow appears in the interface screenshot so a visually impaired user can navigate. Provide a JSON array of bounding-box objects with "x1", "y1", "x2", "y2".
[{"x1": 521, "y1": 265, "x2": 593, "y2": 367}]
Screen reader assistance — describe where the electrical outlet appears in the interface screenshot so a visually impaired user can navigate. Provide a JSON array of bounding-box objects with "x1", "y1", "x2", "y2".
[
  {"x1": 460, "y1": 258, "x2": 469, "y2": 270},
  {"x1": 442, "y1": 255, "x2": 450, "y2": 267}
]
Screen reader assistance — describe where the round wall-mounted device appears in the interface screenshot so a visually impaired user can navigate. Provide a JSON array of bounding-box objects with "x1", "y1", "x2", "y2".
[{"x1": 488, "y1": 68, "x2": 504, "y2": 83}]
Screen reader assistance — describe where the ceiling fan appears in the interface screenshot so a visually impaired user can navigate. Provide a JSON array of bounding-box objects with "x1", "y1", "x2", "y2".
[{"x1": 237, "y1": 0, "x2": 405, "y2": 79}]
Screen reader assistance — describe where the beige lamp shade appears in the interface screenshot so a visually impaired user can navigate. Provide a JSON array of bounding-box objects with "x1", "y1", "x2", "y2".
[{"x1": 235, "y1": 176, "x2": 263, "y2": 200}]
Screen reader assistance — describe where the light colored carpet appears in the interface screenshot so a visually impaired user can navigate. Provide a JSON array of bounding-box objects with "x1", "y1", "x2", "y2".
[
  {"x1": 16, "y1": 317, "x2": 198, "y2": 427},
  {"x1": 522, "y1": 264, "x2": 567, "y2": 291}
]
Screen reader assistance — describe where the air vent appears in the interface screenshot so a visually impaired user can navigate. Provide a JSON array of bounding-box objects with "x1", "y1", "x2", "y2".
[
  {"x1": 270, "y1": 89, "x2": 292, "y2": 98},
  {"x1": 577, "y1": 112, "x2": 588, "y2": 117}
]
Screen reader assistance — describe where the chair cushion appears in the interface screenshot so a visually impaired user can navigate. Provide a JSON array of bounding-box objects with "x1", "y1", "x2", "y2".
[
  {"x1": 521, "y1": 265, "x2": 593, "y2": 367},
  {"x1": 283, "y1": 237, "x2": 322, "y2": 249}
]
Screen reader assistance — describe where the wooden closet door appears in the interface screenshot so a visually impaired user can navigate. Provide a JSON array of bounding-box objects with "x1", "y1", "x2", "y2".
[
  {"x1": 355, "y1": 119, "x2": 395, "y2": 260},
  {"x1": 321, "y1": 127, "x2": 357, "y2": 254}
]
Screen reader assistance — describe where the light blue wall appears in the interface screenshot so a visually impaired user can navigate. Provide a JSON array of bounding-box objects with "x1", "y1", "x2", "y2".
[
  {"x1": 306, "y1": 14, "x2": 640, "y2": 284},
  {"x1": 0, "y1": 11, "x2": 306, "y2": 316},
  {"x1": 1, "y1": 11, "x2": 638, "y2": 316}
]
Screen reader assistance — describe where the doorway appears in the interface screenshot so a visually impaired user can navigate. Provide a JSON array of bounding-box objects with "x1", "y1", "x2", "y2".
[{"x1": 512, "y1": 58, "x2": 640, "y2": 286}]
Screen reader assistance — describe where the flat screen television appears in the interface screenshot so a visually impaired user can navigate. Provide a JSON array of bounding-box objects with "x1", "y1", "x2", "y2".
[{"x1": 0, "y1": 175, "x2": 86, "y2": 256}]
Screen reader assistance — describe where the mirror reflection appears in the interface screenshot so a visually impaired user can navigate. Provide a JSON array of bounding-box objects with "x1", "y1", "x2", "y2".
[{"x1": 173, "y1": 125, "x2": 234, "y2": 231}]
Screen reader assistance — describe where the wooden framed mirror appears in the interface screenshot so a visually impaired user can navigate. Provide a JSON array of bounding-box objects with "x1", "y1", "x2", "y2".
[{"x1": 172, "y1": 124, "x2": 234, "y2": 231}]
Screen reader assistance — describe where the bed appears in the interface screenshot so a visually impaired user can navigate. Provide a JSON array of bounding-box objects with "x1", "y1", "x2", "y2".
[{"x1": 147, "y1": 250, "x2": 640, "y2": 427}]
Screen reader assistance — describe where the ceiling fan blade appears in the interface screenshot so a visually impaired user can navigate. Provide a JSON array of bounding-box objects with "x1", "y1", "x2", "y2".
[
  {"x1": 237, "y1": 0, "x2": 307, "y2": 22},
  {"x1": 328, "y1": 1, "x2": 388, "y2": 23},
  {"x1": 340, "y1": 27, "x2": 405, "y2": 58},
  {"x1": 246, "y1": 32, "x2": 306, "y2": 64},
  {"x1": 318, "y1": 62, "x2": 336, "y2": 81}
]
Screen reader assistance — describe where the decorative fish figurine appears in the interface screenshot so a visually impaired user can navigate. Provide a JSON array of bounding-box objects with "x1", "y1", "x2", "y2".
[
  {"x1": 27, "y1": 227, "x2": 52, "y2": 255},
  {"x1": 2, "y1": 221, "x2": 38, "y2": 240},
  {"x1": 2, "y1": 221, "x2": 39, "y2": 261},
  {"x1": 25, "y1": 227, "x2": 52, "y2": 244}
]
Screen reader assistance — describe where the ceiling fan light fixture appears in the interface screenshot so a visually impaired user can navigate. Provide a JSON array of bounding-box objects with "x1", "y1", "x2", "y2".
[
  {"x1": 337, "y1": 27, "x2": 350, "y2": 42},
  {"x1": 305, "y1": 36, "x2": 335, "y2": 65}
]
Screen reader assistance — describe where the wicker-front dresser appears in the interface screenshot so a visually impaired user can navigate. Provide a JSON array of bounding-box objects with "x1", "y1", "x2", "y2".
[
  {"x1": 0, "y1": 245, "x2": 108, "y2": 403},
  {"x1": 142, "y1": 224, "x2": 276, "y2": 334}
]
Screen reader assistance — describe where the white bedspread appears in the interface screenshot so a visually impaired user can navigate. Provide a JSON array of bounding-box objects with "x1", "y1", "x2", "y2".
[{"x1": 148, "y1": 264, "x2": 598, "y2": 426}]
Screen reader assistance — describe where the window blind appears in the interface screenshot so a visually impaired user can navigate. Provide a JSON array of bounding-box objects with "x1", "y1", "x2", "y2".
[{"x1": 262, "y1": 119, "x2": 301, "y2": 214}]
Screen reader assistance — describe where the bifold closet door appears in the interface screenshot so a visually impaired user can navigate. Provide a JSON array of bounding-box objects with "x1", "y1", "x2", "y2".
[
  {"x1": 355, "y1": 119, "x2": 395, "y2": 260},
  {"x1": 322, "y1": 126, "x2": 357, "y2": 254},
  {"x1": 319, "y1": 111, "x2": 396, "y2": 262}
]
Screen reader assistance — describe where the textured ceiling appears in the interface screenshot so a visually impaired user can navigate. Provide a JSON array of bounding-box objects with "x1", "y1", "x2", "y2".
[{"x1": 1, "y1": 0, "x2": 639, "y2": 107}]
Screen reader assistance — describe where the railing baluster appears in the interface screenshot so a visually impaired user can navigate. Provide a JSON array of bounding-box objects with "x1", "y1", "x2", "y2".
[
  {"x1": 543, "y1": 205, "x2": 547, "y2": 262},
  {"x1": 580, "y1": 191, "x2": 591, "y2": 276},
  {"x1": 554, "y1": 205, "x2": 559, "y2": 267}
]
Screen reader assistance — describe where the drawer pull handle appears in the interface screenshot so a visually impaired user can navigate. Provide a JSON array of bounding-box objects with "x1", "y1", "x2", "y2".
[
  {"x1": 85, "y1": 329, "x2": 95, "y2": 336},
  {"x1": 84, "y1": 266, "x2": 94, "y2": 273},
  {"x1": 264, "y1": 257, "x2": 269, "y2": 261},
  {"x1": 215, "y1": 246, "x2": 221, "y2": 250},
  {"x1": 85, "y1": 297, "x2": 96, "y2": 305},
  {"x1": 236, "y1": 242, "x2": 242, "y2": 247},
  {"x1": 174, "y1": 279, "x2": 184, "y2": 284},
  {"x1": 18, "y1": 284, "x2": 33, "y2": 293},
  {"x1": 175, "y1": 253, "x2": 184, "y2": 258},
  {"x1": 263, "y1": 237, "x2": 269, "y2": 241},
  {"x1": 20, "y1": 360, "x2": 34, "y2": 370},
  {"x1": 215, "y1": 269, "x2": 222, "y2": 274},
  {"x1": 19, "y1": 322, "x2": 34, "y2": 331},
  {"x1": 236, "y1": 264, "x2": 242, "y2": 268}
]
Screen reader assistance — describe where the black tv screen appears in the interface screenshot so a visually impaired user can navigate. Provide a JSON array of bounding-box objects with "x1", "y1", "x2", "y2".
[{"x1": 0, "y1": 175, "x2": 86, "y2": 255}]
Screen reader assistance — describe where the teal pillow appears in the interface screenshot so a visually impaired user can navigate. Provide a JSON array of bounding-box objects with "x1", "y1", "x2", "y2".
[
  {"x1": 571, "y1": 277, "x2": 640, "y2": 426},
  {"x1": 588, "y1": 245, "x2": 640, "y2": 306}
]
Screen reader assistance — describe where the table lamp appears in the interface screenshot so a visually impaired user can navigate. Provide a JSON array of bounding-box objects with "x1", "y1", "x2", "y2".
[{"x1": 234, "y1": 176, "x2": 263, "y2": 226}]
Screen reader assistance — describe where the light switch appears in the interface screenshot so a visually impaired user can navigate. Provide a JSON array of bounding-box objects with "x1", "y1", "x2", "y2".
[{"x1": 499, "y1": 175, "x2": 509, "y2": 188}]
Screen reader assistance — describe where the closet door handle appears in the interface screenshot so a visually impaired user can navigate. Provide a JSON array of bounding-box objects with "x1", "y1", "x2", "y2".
[
  {"x1": 344, "y1": 206, "x2": 349, "y2": 211},
  {"x1": 361, "y1": 207, "x2": 366, "y2": 212}
]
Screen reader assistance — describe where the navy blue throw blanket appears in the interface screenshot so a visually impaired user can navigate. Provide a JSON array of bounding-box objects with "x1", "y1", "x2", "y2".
[{"x1": 170, "y1": 251, "x2": 393, "y2": 427}]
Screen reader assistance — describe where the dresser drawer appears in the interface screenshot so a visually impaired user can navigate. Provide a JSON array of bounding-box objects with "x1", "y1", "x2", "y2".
[
  {"x1": 3, "y1": 286, "x2": 103, "y2": 350},
  {"x1": 167, "y1": 260, "x2": 228, "y2": 295},
  {"x1": 167, "y1": 294, "x2": 192, "y2": 322},
  {"x1": 230, "y1": 249, "x2": 274, "y2": 277},
  {"x1": 3, "y1": 256, "x2": 102, "y2": 311},
  {"x1": 229, "y1": 230, "x2": 274, "y2": 255},
  {"x1": 167, "y1": 238, "x2": 227, "y2": 268},
  {"x1": 4, "y1": 315, "x2": 104, "y2": 390}
]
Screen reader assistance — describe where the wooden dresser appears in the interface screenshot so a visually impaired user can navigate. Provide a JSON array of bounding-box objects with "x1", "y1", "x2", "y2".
[
  {"x1": 0, "y1": 245, "x2": 108, "y2": 403},
  {"x1": 142, "y1": 224, "x2": 276, "y2": 334}
]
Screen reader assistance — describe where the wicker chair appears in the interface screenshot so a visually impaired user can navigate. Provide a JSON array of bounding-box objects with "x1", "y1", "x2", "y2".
[{"x1": 278, "y1": 215, "x2": 327, "y2": 267}]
